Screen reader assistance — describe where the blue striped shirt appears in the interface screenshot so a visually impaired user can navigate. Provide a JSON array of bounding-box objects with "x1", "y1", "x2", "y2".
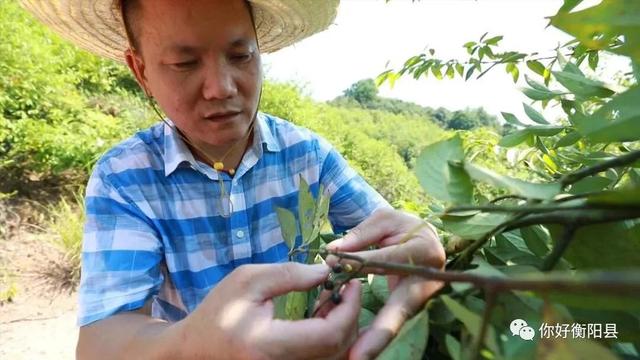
[{"x1": 78, "y1": 112, "x2": 389, "y2": 326}]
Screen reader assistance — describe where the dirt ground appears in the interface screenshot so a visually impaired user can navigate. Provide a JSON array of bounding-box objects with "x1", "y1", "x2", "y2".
[{"x1": 0, "y1": 225, "x2": 78, "y2": 360}]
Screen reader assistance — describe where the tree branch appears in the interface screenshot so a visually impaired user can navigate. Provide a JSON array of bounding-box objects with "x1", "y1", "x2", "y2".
[
  {"x1": 327, "y1": 251, "x2": 640, "y2": 295},
  {"x1": 560, "y1": 149, "x2": 640, "y2": 187}
]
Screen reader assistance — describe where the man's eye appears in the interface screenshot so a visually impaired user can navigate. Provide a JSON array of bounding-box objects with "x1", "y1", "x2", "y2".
[
  {"x1": 170, "y1": 60, "x2": 198, "y2": 70},
  {"x1": 230, "y1": 53, "x2": 252, "y2": 63}
]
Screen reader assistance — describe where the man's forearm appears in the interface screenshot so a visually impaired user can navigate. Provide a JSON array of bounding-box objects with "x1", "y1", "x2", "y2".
[{"x1": 76, "y1": 312, "x2": 188, "y2": 360}]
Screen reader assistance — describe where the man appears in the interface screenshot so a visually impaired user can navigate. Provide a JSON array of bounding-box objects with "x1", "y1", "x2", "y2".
[{"x1": 22, "y1": 0, "x2": 445, "y2": 358}]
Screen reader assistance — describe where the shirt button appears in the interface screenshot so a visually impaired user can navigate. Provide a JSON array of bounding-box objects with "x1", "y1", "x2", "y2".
[{"x1": 236, "y1": 230, "x2": 245, "y2": 239}]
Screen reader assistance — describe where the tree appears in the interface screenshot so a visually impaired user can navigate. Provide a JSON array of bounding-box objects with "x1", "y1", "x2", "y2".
[
  {"x1": 343, "y1": 78, "x2": 379, "y2": 105},
  {"x1": 280, "y1": 1, "x2": 640, "y2": 359}
]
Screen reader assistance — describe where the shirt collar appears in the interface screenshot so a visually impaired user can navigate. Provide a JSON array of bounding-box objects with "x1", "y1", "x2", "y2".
[{"x1": 163, "y1": 112, "x2": 281, "y2": 177}]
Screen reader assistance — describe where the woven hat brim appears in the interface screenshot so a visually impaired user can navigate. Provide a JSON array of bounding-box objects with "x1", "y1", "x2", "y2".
[{"x1": 19, "y1": 0, "x2": 339, "y2": 63}]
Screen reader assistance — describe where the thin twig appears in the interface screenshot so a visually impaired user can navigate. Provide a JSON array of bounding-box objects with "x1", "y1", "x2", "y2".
[
  {"x1": 560, "y1": 149, "x2": 640, "y2": 187},
  {"x1": 541, "y1": 225, "x2": 576, "y2": 271},
  {"x1": 472, "y1": 289, "x2": 497, "y2": 360},
  {"x1": 329, "y1": 251, "x2": 640, "y2": 295}
]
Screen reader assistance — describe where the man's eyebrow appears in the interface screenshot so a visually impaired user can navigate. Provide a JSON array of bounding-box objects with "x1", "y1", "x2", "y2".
[{"x1": 165, "y1": 44, "x2": 200, "y2": 55}]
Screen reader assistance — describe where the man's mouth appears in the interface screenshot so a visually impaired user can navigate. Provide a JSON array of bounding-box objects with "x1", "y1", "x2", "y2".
[{"x1": 204, "y1": 111, "x2": 242, "y2": 122}]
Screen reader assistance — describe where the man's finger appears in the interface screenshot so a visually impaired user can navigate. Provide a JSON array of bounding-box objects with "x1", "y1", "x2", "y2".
[
  {"x1": 244, "y1": 263, "x2": 330, "y2": 301},
  {"x1": 349, "y1": 276, "x2": 443, "y2": 359},
  {"x1": 326, "y1": 208, "x2": 399, "y2": 252},
  {"x1": 268, "y1": 280, "x2": 362, "y2": 358},
  {"x1": 326, "y1": 237, "x2": 434, "y2": 275}
]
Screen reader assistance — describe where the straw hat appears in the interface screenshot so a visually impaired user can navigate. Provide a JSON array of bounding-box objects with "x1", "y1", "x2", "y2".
[{"x1": 19, "y1": 0, "x2": 340, "y2": 62}]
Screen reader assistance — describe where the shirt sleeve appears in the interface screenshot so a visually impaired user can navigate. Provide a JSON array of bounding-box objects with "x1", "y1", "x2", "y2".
[
  {"x1": 77, "y1": 165, "x2": 164, "y2": 327},
  {"x1": 317, "y1": 136, "x2": 392, "y2": 234}
]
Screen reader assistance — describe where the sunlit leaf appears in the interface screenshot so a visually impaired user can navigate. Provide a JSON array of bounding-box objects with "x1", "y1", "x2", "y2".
[
  {"x1": 464, "y1": 163, "x2": 561, "y2": 199},
  {"x1": 573, "y1": 86, "x2": 640, "y2": 143},
  {"x1": 552, "y1": 69, "x2": 615, "y2": 98},
  {"x1": 275, "y1": 207, "x2": 298, "y2": 251},
  {"x1": 415, "y1": 135, "x2": 473, "y2": 204},
  {"x1": 551, "y1": 0, "x2": 640, "y2": 62},
  {"x1": 526, "y1": 60, "x2": 546, "y2": 76},
  {"x1": 442, "y1": 212, "x2": 510, "y2": 240}
]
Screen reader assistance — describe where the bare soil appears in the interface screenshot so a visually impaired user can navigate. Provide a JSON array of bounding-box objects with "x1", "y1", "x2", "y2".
[{"x1": 0, "y1": 204, "x2": 78, "y2": 360}]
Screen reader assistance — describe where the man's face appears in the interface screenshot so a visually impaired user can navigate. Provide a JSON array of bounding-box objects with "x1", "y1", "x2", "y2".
[{"x1": 128, "y1": 0, "x2": 262, "y2": 148}]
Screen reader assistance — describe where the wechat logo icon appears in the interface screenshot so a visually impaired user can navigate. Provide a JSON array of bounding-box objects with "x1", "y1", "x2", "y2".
[{"x1": 510, "y1": 319, "x2": 535, "y2": 341}]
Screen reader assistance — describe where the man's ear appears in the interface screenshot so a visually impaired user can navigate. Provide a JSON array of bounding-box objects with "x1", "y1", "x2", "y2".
[{"x1": 124, "y1": 48, "x2": 152, "y2": 97}]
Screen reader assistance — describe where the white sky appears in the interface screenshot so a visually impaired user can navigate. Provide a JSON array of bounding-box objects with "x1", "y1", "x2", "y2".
[{"x1": 263, "y1": 0, "x2": 628, "y2": 121}]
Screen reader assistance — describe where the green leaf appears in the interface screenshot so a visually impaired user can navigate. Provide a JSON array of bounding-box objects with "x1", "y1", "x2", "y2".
[
  {"x1": 446, "y1": 65, "x2": 455, "y2": 79},
  {"x1": 358, "y1": 308, "x2": 376, "y2": 329},
  {"x1": 588, "y1": 51, "x2": 599, "y2": 71},
  {"x1": 273, "y1": 291, "x2": 307, "y2": 320},
  {"x1": 506, "y1": 63, "x2": 520, "y2": 83},
  {"x1": 432, "y1": 65, "x2": 443, "y2": 80},
  {"x1": 568, "y1": 176, "x2": 612, "y2": 195},
  {"x1": 552, "y1": 69, "x2": 615, "y2": 98},
  {"x1": 415, "y1": 135, "x2": 473, "y2": 204},
  {"x1": 523, "y1": 103, "x2": 549, "y2": 124},
  {"x1": 520, "y1": 226, "x2": 551, "y2": 257},
  {"x1": 526, "y1": 60, "x2": 546, "y2": 76},
  {"x1": 554, "y1": 130, "x2": 582, "y2": 148},
  {"x1": 455, "y1": 63, "x2": 465, "y2": 77},
  {"x1": 522, "y1": 86, "x2": 564, "y2": 101},
  {"x1": 550, "y1": 0, "x2": 640, "y2": 63},
  {"x1": 442, "y1": 212, "x2": 510, "y2": 240},
  {"x1": 441, "y1": 296, "x2": 501, "y2": 355},
  {"x1": 501, "y1": 112, "x2": 526, "y2": 127},
  {"x1": 586, "y1": 188, "x2": 640, "y2": 206},
  {"x1": 275, "y1": 207, "x2": 298, "y2": 251},
  {"x1": 548, "y1": 222, "x2": 640, "y2": 269},
  {"x1": 559, "y1": 0, "x2": 585, "y2": 13},
  {"x1": 361, "y1": 281, "x2": 384, "y2": 313},
  {"x1": 499, "y1": 130, "x2": 532, "y2": 147},
  {"x1": 484, "y1": 35, "x2": 503, "y2": 46},
  {"x1": 377, "y1": 307, "x2": 429, "y2": 360},
  {"x1": 573, "y1": 85, "x2": 640, "y2": 143},
  {"x1": 549, "y1": 291, "x2": 640, "y2": 311},
  {"x1": 298, "y1": 176, "x2": 315, "y2": 244},
  {"x1": 445, "y1": 335, "x2": 462, "y2": 360},
  {"x1": 464, "y1": 162, "x2": 561, "y2": 199},
  {"x1": 540, "y1": 338, "x2": 621, "y2": 360},
  {"x1": 370, "y1": 275, "x2": 390, "y2": 303}
]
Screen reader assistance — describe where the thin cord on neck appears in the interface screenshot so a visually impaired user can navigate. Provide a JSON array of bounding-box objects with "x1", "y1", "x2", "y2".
[{"x1": 148, "y1": 91, "x2": 262, "y2": 218}]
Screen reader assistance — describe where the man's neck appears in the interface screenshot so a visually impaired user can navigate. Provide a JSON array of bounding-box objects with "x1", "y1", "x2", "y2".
[{"x1": 189, "y1": 131, "x2": 255, "y2": 173}]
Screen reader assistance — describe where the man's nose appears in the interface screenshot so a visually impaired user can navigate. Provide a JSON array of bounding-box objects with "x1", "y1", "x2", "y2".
[{"x1": 202, "y1": 61, "x2": 238, "y2": 100}]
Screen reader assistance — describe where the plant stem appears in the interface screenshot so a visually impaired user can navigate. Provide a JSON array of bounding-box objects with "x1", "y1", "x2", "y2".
[
  {"x1": 560, "y1": 149, "x2": 640, "y2": 187},
  {"x1": 329, "y1": 251, "x2": 640, "y2": 295},
  {"x1": 541, "y1": 225, "x2": 576, "y2": 271},
  {"x1": 472, "y1": 289, "x2": 497, "y2": 360}
]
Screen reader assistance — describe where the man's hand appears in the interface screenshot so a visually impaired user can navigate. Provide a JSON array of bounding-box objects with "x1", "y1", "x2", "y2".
[
  {"x1": 177, "y1": 262, "x2": 361, "y2": 359},
  {"x1": 325, "y1": 208, "x2": 446, "y2": 360}
]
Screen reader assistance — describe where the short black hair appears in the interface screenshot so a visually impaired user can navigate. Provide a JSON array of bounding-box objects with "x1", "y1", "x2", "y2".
[{"x1": 117, "y1": 0, "x2": 257, "y2": 53}]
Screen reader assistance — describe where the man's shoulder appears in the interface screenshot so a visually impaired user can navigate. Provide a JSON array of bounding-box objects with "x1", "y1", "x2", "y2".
[{"x1": 93, "y1": 122, "x2": 165, "y2": 177}]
